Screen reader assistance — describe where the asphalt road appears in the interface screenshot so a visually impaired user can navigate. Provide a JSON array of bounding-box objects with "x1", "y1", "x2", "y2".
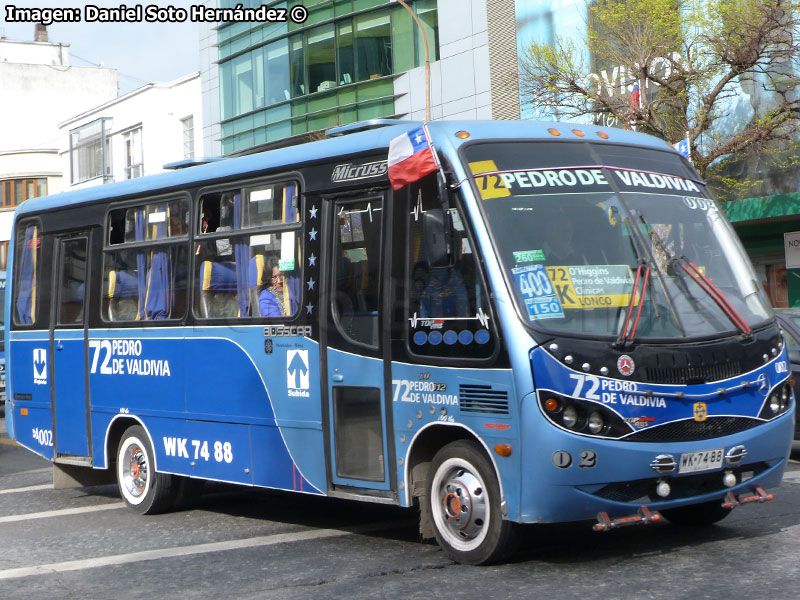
[{"x1": 2, "y1": 408, "x2": 800, "y2": 600}]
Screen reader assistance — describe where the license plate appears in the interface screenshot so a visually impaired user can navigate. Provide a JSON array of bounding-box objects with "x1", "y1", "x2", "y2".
[{"x1": 678, "y1": 448, "x2": 724, "y2": 474}]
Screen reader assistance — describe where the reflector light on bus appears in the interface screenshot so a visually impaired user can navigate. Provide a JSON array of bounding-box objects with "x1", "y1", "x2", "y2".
[{"x1": 494, "y1": 444, "x2": 512, "y2": 457}]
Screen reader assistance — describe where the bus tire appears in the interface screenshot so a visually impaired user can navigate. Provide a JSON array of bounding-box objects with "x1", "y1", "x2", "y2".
[
  {"x1": 116, "y1": 425, "x2": 175, "y2": 515},
  {"x1": 424, "y1": 440, "x2": 517, "y2": 565},
  {"x1": 660, "y1": 499, "x2": 731, "y2": 527}
]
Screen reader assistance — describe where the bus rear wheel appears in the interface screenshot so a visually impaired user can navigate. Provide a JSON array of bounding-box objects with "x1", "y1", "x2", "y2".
[
  {"x1": 116, "y1": 425, "x2": 175, "y2": 514},
  {"x1": 424, "y1": 440, "x2": 517, "y2": 565},
  {"x1": 660, "y1": 499, "x2": 731, "y2": 527}
]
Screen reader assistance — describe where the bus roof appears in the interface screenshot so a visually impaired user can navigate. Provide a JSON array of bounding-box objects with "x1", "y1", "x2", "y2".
[{"x1": 17, "y1": 120, "x2": 675, "y2": 217}]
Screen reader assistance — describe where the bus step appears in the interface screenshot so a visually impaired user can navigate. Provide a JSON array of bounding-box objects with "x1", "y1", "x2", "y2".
[
  {"x1": 593, "y1": 505, "x2": 661, "y2": 532},
  {"x1": 722, "y1": 486, "x2": 774, "y2": 510}
]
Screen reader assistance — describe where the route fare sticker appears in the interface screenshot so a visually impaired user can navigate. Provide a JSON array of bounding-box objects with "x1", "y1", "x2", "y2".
[
  {"x1": 513, "y1": 249, "x2": 545, "y2": 263},
  {"x1": 546, "y1": 265, "x2": 634, "y2": 309},
  {"x1": 512, "y1": 264, "x2": 564, "y2": 321}
]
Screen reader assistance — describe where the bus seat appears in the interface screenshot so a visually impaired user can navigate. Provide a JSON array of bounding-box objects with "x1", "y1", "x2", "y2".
[
  {"x1": 199, "y1": 260, "x2": 238, "y2": 318},
  {"x1": 106, "y1": 269, "x2": 139, "y2": 321},
  {"x1": 248, "y1": 255, "x2": 266, "y2": 315}
]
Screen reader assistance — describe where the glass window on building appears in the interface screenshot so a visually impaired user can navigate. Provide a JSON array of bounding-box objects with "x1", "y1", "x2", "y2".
[
  {"x1": 182, "y1": 116, "x2": 195, "y2": 159},
  {"x1": 355, "y1": 12, "x2": 392, "y2": 81},
  {"x1": 233, "y1": 53, "x2": 255, "y2": 115},
  {"x1": 264, "y1": 39, "x2": 290, "y2": 105},
  {"x1": 124, "y1": 127, "x2": 143, "y2": 179},
  {"x1": 290, "y1": 35, "x2": 307, "y2": 98},
  {"x1": 307, "y1": 24, "x2": 337, "y2": 94},
  {"x1": 1, "y1": 178, "x2": 48, "y2": 208},
  {"x1": 70, "y1": 118, "x2": 111, "y2": 184},
  {"x1": 337, "y1": 21, "x2": 355, "y2": 85}
]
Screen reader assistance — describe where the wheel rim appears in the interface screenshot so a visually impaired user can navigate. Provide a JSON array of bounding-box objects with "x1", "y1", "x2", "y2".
[
  {"x1": 119, "y1": 436, "x2": 149, "y2": 505},
  {"x1": 430, "y1": 457, "x2": 490, "y2": 552}
]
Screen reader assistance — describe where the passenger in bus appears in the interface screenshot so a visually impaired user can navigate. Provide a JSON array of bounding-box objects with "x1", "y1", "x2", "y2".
[{"x1": 259, "y1": 261, "x2": 288, "y2": 317}]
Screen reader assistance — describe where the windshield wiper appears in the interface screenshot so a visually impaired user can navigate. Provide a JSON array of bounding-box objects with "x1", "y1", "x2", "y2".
[
  {"x1": 645, "y1": 217, "x2": 752, "y2": 336},
  {"x1": 616, "y1": 261, "x2": 650, "y2": 347}
]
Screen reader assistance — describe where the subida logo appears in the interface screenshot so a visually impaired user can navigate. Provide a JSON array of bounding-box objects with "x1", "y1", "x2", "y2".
[
  {"x1": 33, "y1": 348, "x2": 47, "y2": 385},
  {"x1": 331, "y1": 160, "x2": 388, "y2": 182},
  {"x1": 287, "y1": 350, "x2": 310, "y2": 397}
]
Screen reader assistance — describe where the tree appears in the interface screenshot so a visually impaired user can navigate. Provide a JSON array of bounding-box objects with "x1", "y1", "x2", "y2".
[{"x1": 518, "y1": 0, "x2": 800, "y2": 189}]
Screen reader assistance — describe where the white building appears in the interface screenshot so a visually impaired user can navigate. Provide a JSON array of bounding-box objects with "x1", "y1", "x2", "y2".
[
  {"x1": 0, "y1": 27, "x2": 118, "y2": 266},
  {"x1": 60, "y1": 73, "x2": 203, "y2": 190}
]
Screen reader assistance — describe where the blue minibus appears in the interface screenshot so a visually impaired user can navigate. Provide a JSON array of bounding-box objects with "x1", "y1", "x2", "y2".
[{"x1": 4, "y1": 120, "x2": 793, "y2": 564}]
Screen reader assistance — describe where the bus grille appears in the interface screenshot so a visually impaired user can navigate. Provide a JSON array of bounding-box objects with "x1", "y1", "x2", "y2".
[
  {"x1": 623, "y1": 417, "x2": 762, "y2": 443},
  {"x1": 644, "y1": 361, "x2": 742, "y2": 384},
  {"x1": 459, "y1": 385, "x2": 509, "y2": 415},
  {"x1": 590, "y1": 462, "x2": 769, "y2": 503}
]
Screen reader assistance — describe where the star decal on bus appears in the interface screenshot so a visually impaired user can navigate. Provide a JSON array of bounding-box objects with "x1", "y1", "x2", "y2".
[
  {"x1": 307, "y1": 278, "x2": 315, "y2": 290},
  {"x1": 306, "y1": 302, "x2": 314, "y2": 314},
  {"x1": 309, "y1": 205, "x2": 318, "y2": 219},
  {"x1": 308, "y1": 253, "x2": 317, "y2": 267},
  {"x1": 308, "y1": 227, "x2": 317, "y2": 240}
]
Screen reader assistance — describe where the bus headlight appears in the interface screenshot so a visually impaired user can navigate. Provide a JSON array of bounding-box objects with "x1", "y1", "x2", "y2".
[
  {"x1": 563, "y1": 406, "x2": 579, "y2": 429},
  {"x1": 588, "y1": 411, "x2": 604, "y2": 434},
  {"x1": 537, "y1": 392, "x2": 633, "y2": 438},
  {"x1": 758, "y1": 382, "x2": 794, "y2": 420}
]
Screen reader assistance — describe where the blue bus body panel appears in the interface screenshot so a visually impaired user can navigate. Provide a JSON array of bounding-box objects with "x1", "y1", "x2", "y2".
[
  {"x1": 53, "y1": 331, "x2": 89, "y2": 456},
  {"x1": 84, "y1": 327, "x2": 323, "y2": 493},
  {"x1": 515, "y1": 346, "x2": 794, "y2": 522}
]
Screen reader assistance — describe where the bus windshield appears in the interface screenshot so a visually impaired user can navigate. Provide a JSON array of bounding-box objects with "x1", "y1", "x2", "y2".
[{"x1": 464, "y1": 141, "x2": 772, "y2": 340}]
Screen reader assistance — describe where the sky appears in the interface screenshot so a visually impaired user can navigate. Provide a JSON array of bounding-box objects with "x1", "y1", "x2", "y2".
[{"x1": 1, "y1": 1, "x2": 201, "y2": 95}]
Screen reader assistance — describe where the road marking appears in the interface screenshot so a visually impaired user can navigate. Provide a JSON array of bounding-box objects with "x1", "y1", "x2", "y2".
[
  {"x1": 0, "y1": 502, "x2": 125, "y2": 524},
  {"x1": 0, "y1": 520, "x2": 411, "y2": 581},
  {"x1": 782, "y1": 470, "x2": 800, "y2": 483},
  {"x1": 0, "y1": 484, "x2": 51, "y2": 495}
]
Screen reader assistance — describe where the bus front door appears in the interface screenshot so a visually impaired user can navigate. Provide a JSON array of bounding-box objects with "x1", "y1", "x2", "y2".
[
  {"x1": 50, "y1": 232, "x2": 92, "y2": 460},
  {"x1": 323, "y1": 195, "x2": 392, "y2": 492}
]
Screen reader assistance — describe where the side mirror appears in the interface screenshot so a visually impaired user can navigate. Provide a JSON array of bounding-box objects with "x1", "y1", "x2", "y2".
[{"x1": 422, "y1": 209, "x2": 453, "y2": 268}]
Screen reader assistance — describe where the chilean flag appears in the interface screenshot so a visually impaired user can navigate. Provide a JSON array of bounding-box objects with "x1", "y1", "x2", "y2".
[{"x1": 388, "y1": 126, "x2": 438, "y2": 190}]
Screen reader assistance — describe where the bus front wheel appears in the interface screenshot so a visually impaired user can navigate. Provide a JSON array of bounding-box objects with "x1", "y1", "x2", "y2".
[
  {"x1": 116, "y1": 425, "x2": 176, "y2": 514},
  {"x1": 424, "y1": 440, "x2": 517, "y2": 565}
]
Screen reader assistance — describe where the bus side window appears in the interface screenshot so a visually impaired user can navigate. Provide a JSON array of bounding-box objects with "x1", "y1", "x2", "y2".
[
  {"x1": 12, "y1": 222, "x2": 43, "y2": 326},
  {"x1": 194, "y1": 182, "x2": 301, "y2": 320},
  {"x1": 103, "y1": 202, "x2": 188, "y2": 322},
  {"x1": 406, "y1": 182, "x2": 494, "y2": 360}
]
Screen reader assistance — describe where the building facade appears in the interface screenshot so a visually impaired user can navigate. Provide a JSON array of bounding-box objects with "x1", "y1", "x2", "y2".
[
  {"x1": 199, "y1": 0, "x2": 521, "y2": 156},
  {"x1": 61, "y1": 73, "x2": 204, "y2": 190},
  {"x1": 0, "y1": 29, "x2": 118, "y2": 268}
]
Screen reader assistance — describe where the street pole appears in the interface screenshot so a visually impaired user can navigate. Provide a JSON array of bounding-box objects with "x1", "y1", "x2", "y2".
[{"x1": 393, "y1": 0, "x2": 431, "y2": 121}]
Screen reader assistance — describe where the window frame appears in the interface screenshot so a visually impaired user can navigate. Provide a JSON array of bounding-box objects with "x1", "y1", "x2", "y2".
[
  {"x1": 11, "y1": 217, "x2": 45, "y2": 329},
  {"x1": 402, "y1": 186, "x2": 501, "y2": 366},
  {"x1": 192, "y1": 175, "x2": 304, "y2": 322},
  {"x1": 101, "y1": 192, "x2": 192, "y2": 326}
]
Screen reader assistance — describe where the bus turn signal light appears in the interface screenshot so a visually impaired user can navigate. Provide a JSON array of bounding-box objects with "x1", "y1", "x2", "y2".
[
  {"x1": 455, "y1": 130, "x2": 471, "y2": 139},
  {"x1": 544, "y1": 398, "x2": 559, "y2": 412},
  {"x1": 494, "y1": 444, "x2": 512, "y2": 457},
  {"x1": 20, "y1": 408, "x2": 28, "y2": 416}
]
